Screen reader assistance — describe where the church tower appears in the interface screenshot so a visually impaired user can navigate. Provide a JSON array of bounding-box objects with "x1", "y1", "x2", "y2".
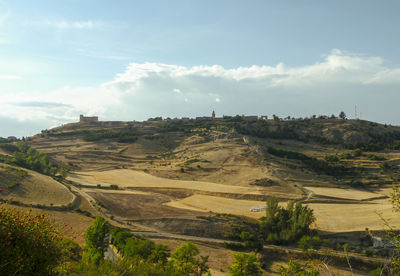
[{"x1": 212, "y1": 110, "x2": 216, "y2": 120}]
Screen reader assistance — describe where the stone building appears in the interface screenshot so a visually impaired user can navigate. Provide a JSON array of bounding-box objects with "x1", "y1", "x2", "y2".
[{"x1": 79, "y1": 114, "x2": 99, "y2": 123}]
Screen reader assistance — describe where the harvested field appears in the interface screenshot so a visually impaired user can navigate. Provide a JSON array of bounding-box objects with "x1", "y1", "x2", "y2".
[
  {"x1": 305, "y1": 186, "x2": 383, "y2": 200},
  {"x1": 88, "y1": 191, "x2": 204, "y2": 220},
  {"x1": 166, "y1": 194, "x2": 266, "y2": 218},
  {"x1": 307, "y1": 198, "x2": 400, "y2": 232},
  {"x1": 69, "y1": 169, "x2": 264, "y2": 195}
]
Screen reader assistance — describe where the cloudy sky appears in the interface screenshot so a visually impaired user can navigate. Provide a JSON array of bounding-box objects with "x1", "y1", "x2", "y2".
[{"x1": 1, "y1": 0, "x2": 400, "y2": 137}]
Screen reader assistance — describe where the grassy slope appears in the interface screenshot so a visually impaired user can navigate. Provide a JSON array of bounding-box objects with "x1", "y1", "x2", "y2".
[
  {"x1": 25, "y1": 118, "x2": 400, "y2": 232},
  {"x1": 0, "y1": 164, "x2": 74, "y2": 206}
]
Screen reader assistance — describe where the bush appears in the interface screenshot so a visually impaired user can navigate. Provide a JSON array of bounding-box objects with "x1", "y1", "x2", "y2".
[
  {"x1": 279, "y1": 260, "x2": 319, "y2": 276},
  {"x1": 0, "y1": 202, "x2": 64, "y2": 275},
  {"x1": 298, "y1": 235, "x2": 322, "y2": 251}
]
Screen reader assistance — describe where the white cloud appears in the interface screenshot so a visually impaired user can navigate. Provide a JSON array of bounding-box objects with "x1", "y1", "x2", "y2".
[
  {"x1": 0, "y1": 75, "x2": 21, "y2": 79},
  {"x1": 2, "y1": 49, "x2": 400, "y2": 137},
  {"x1": 39, "y1": 19, "x2": 101, "y2": 30}
]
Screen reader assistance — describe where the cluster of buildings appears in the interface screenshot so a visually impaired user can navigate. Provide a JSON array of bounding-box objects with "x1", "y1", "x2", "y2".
[
  {"x1": 79, "y1": 112, "x2": 269, "y2": 124},
  {"x1": 152, "y1": 111, "x2": 268, "y2": 122}
]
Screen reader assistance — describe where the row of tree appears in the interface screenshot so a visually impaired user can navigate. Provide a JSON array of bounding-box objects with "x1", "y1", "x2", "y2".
[
  {"x1": 267, "y1": 146, "x2": 353, "y2": 177},
  {"x1": 77, "y1": 217, "x2": 263, "y2": 275},
  {"x1": 0, "y1": 141, "x2": 68, "y2": 178}
]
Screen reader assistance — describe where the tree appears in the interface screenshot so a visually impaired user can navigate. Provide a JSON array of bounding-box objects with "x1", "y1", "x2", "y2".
[
  {"x1": 339, "y1": 111, "x2": 346, "y2": 120},
  {"x1": 123, "y1": 237, "x2": 155, "y2": 260},
  {"x1": 166, "y1": 242, "x2": 210, "y2": 275},
  {"x1": 149, "y1": 244, "x2": 170, "y2": 264},
  {"x1": 261, "y1": 197, "x2": 315, "y2": 244},
  {"x1": 83, "y1": 217, "x2": 110, "y2": 265},
  {"x1": 228, "y1": 252, "x2": 262, "y2": 276},
  {"x1": 59, "y1": 167, "x2": 69, "y2": 179}
]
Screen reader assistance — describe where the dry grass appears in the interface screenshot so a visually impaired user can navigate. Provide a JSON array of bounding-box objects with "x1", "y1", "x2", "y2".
[
  {"x1": 0, "y1": 165, "x2": 74, "y2": 206},
  {"x1": 69, "y1": 169, "x2": 263, "y2": 195},
  {"x1": 166, "y1": 194, "x2": 266, "y2": 218},
  {"x1": 28, "y1": 121, "x2": 400, "y2": 235},
  {"x1": 305, "y1": 186, "x2": 382, "y2": 200},
  {"x1": 308, "y1": 198, "x2": 399, "y2": 232}
]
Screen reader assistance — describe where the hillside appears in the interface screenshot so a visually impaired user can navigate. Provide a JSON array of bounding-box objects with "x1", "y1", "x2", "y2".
[
  {"x1": 1, "y1": 116, "x2": 399, "y2": 274},
  {"x1": 0, "y1": 163, "x2": 74, "y2": 207},
  {"x1": 21, "y1": 116, "x2": 400, "y2": 236}
]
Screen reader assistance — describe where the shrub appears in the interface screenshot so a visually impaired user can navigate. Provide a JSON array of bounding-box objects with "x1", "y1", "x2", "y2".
[
  {"x1": 279, "y1": 260, "x2": 319, "y2": 276},
  {"x1": 0, "y1": 202, "x2": 64, "y2": 275},
  {"x1": 298, "y1": 235, "x2": 322, "y2": 251}
]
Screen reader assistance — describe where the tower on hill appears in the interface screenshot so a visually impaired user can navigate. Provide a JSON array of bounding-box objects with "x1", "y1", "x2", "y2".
[{"x1": 212, "y1": 110, "x2": 215, "y2": 120}]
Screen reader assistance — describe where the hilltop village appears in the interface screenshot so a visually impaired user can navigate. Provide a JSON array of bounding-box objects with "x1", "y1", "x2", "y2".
[{"x1": 79, "y1": 112, "x2": 268, "y2": 124}]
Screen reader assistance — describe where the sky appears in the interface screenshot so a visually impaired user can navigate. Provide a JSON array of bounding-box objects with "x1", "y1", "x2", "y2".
[{"x1": 1, "y1": 0, "x2": 400, "y2": 137}]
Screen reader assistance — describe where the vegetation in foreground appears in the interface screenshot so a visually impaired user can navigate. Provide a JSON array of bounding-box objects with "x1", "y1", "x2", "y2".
[
  {"x1": 2, "y1": 183, "x2": 400, "y2": 275},
  {"x1": 0, "y1": 192, "x2": 262, "y2": 275}
]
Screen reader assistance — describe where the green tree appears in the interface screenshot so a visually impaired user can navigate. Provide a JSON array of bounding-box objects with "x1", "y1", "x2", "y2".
[
  {"x1": 166, "y1": 242, "x2": 210, "y2": 275},
  {"x1": 261, "y1": 197, "x2": 315, "y2": 244},
  {"x1": 83, "y1": 217, "x2": 110, "y2": 265},
  {"x1": 339, "y1": 111, "x2": 346, "y2": 120},
  {"x1": 123, "y1": 237, "x2": 155, "y2": 260},
  {"x1": 228, "y1": 252, "x2": 262, "y2": 276},
  {"x1": 149, "y1": 244, "x2": 170, "y2": 264},
  {"x1": 59, "y1": 167, "x2": 69, "y2": 179}
]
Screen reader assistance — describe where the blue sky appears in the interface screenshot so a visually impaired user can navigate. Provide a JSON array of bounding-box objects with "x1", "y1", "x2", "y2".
[{"x1": 1, "y1": 0, "x2": 400, "y2": 137}]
